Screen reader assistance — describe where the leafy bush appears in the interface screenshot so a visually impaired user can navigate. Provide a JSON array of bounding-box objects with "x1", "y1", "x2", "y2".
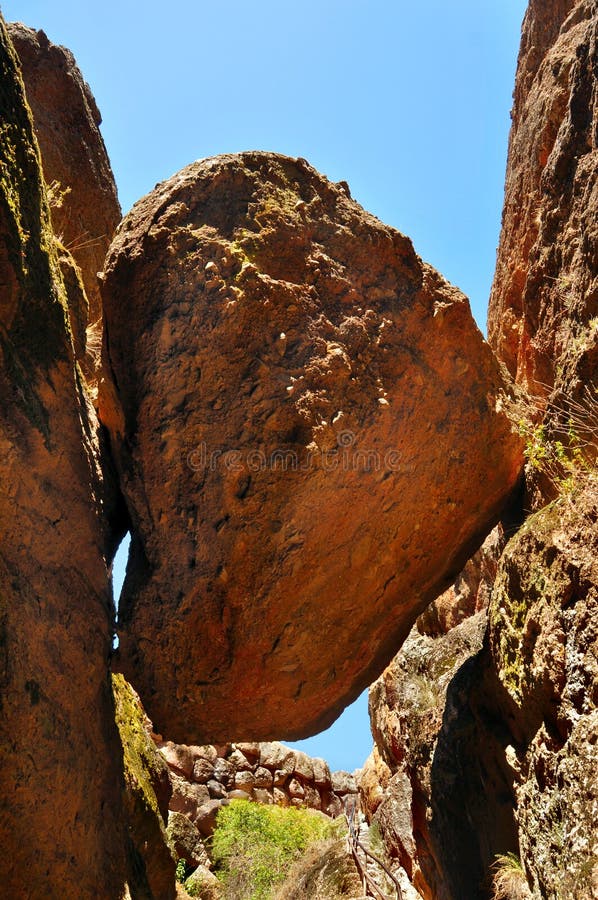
[
  {"x1": 211, "y1": 799, "x2": 341, "y2": 900},
  {"x1": 175, "y1": 858, "x2": 187, "y2": 884}
]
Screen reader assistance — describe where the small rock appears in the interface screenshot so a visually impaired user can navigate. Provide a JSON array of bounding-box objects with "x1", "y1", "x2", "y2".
[
  {"x1": 228, "y1": 748, "x2": 252, "y2": 771},
  {"x1": 170, "y1": 777, "x2": 210, "y2": 819},
  {"x1": 212, "y1": 758, "x2": 234, "y2": 788},
  {"x1": 331, "y1": 771, "x2": 357, "y2": 795},
  {"x1": 293, "y1": 751, "x2": 314, "y2": 782},
  {"x1": 206, "y1": 779, "x2": 228, "y2": 800},
  {"x1": 158, "y1": 742, "x2": 196, "y2": 780},
  {"x1": 287, "y1": 777, "x2": 305, "y2": 799},
  {"x1": 194, "y1": 800, "x2": 224, "y2": 838},
  {"x1": 234, "y1": 770, "x2": 255, "y2": 792},
  {"x1": 167, "y1": 811, "x2": 210, "y2": 869},
  {"x1": 192, "y1": 757, "x2": 215, "y2": 784},
  {"x1": 312, "y1": 757, "x2": 332, "y2": 789},
  {"x1": 254, "y1": 766, "x2": 274, "y2": 789}
]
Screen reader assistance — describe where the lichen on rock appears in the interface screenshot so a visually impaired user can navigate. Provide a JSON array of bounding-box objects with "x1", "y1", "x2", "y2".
[
  {"x1": 0, "y1": 14, "x2": 129, "y2": 897},
  {"x1": 113, "y1": 673, "x2": 177, "y2": 899},
  {"x1": 489, "y1": 475, "x2": 598, "y2": 897}
]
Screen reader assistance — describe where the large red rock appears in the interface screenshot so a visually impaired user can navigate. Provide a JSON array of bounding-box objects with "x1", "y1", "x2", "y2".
[
  {"x1": 0, "y1": 18, "x2": 129, "y2": 896},
  {"x1": 488, "y1": 0, "x2": 598, "y2": 399},
  {"x1": 7, "y1": 22, "x2": 121, "y2": 330},
  {"x1": 100, "y1": 150, "x2": 524, "y2": 743}
]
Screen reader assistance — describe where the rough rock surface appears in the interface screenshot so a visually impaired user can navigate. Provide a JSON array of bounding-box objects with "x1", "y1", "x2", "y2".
[
  {"x1": 362, "y1": 610, "x2": 523, "y2": 900},
  {"x1": 488, "y1": 0, "x2": 598, "y2": 400},
  {"x1": 416, "y1": 526, "x2": 504, "y2": 637},
  {"x1": 489, "y1": 476, "x2": 598, "y2": 898},
  {"x1": 272, "y1": 837, "x2": 363, "y2": 899},
  {"x1": 7, "y1": 22, "x2": 121, "y2": 328},
  {"x1": 0, "y1": 18, "x2": 128, "y2": 897},
  {"x1": 113, "y1": 674, "x2": 176, "y2": 899},
  {"x1": 157, "y1": 738, "x2": 356, "y2": 836},
  {"x1": 101, "y1": 150, "x2": 523, "y2": 742},
  {"x1": 364, "y1": 3, "x2": 598, "y2": 896}
]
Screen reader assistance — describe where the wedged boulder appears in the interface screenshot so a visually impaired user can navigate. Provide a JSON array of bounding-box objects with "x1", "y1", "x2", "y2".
[
  {"x1": 0, "y1": 17, "x2": 128, "y2": 896},
  {"x1": 7, "y1": 22, "x2": 121, "y2": 330},
  {"x1": 488, "y1": 0, "x2": 598, "y2": 398},
  {"x1": 101, "y1": 150, "x2": 524, "y2": 742}
]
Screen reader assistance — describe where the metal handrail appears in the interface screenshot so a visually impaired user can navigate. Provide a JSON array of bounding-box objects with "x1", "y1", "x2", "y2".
[{"x1": 344, "y1": 800, "x2": 403, "y2": 900}]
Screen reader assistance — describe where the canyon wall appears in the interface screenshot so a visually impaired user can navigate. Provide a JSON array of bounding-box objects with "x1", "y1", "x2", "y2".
[
  {"x1": 488, "y1": 0, "x2": 597, "y2": 402},
  {"x1": 363, "y1": 2, "x2": 597, "y2": 897},
  {"x1": 0, "y1": 18, "x2": 129, "y2": 897}
]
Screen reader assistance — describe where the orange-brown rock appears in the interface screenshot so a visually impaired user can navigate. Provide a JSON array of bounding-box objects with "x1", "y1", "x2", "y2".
[
  {"x1": 416, "y1": 525, "x2": 504, "y2": 637},
  {"x1": 0, "y1": 17, "x2": 128, "y2": 896},
  {"x1": 113, "y1": 674, "x2": 176, "y2": 899},
  {"x1": 100, "y1": 150, "x2": 524, "y2": 742},
  {"x1": 488, "y1": 0, "x2": 598, "y2": 400},
  {"x1": 7, "y1": 22, "x2": 121, "y2": 329},
  {"x1": 364, "y1": 611, "x2": 522, "y2": 900}
]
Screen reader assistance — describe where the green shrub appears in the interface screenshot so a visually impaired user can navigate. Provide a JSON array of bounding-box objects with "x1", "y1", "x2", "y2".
[
  {"x1": 175, "y1": 858, "x2": 187, "y2": 884},
  {"x1": 211, "y1": 799, "x2": 341, "y2": 900},
  {"x1": 511, "y1": 385, "x2": 597, "y2": 495}
]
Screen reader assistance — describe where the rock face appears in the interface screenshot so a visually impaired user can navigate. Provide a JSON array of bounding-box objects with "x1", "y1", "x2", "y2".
[
  {"x1": 157, "y1": 738, "x2": 357, "y2": 838},
  {"x1": 416, "y1": 526, "x2": 503, "y2": 637},
  {"x1": 0, "y1": 18, "x2": 129, "y2": 897},
  {"x1": 113, "y1": 675, "x2": 177, "y2": 899},
  {"x1": 101, "y1": 150, "x2": 523, "y2": 743},
  {"x1": 364, "y1": 2, "x2": 598, "y2": 897},
  {"x1": 487, "y1": 2, "x2": 598, "y2": 894},
  {"x1": 489, "y1": 476, "x2": 598, "y2": 897},
  {"x1": 362, "y1": 608, "x2": 521, "y2": 900},
  {"x1": 274, "y1": 837, "x2": 363, "y2": 899},
  {"x1": 7, "y1": 22, "x2": 121, "y2": 328},
  {"x1": 488, "y1": 0, "x2": 598, "y2": 399}
]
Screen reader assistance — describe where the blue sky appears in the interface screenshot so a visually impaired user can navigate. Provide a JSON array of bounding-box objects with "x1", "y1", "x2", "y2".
[{"x1": 3, "y1": 0, "x2": 527, "y2": 770}]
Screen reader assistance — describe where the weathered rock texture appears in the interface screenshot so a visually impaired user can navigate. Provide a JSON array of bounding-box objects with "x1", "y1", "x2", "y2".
[
  {"x1": 0, "y1": 17, "x2": 129, "y2": 897},
  {"x1": 7, "y1": 22, "x2": 121, "y2": 329},
  {"x1": 488, "y1": 2, "x2": 598, "y2": 895},
  {"x1": 272, "y1": 837, "x2": 363, "y2": 899},
  {"x1": 365, "y1": 2, "x2": 598, "y2": 896},
  {"x1": 113, "y1": 675, "x2": 177, "y2": 899},
  {"x1": 101, "y1": 150, "x2": 523, "y2": 742},
  {"x1": 488, "y1": 0, "x2": 598, "y2": 400},
  {"x1": 362, "y1": 607, "x2": 522, "y2": 900},
  {"x1": 158, "y1": 738, "x2": 357, "y2": 840},
  {"x1": 416, "y1": 526, "x2": 503, "y2": 638},
  {"x1": 489, "y1": 476, "x2": 598, "y2": 898}
]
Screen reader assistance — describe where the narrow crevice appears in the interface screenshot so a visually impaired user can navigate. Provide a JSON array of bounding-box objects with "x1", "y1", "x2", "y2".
[{"x1": 110, "y1": 531, "x2": 131, "y2": 650}]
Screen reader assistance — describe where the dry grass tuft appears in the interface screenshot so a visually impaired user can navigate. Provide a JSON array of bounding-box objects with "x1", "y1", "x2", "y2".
[{"x1": 492, "y1": 853, "x2": 532, "y2": 900}]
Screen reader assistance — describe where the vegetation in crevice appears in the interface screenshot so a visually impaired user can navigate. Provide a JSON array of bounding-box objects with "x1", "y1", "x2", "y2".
[{"x1": 492, "y1": 852, "x2": 532, "y2": 900}]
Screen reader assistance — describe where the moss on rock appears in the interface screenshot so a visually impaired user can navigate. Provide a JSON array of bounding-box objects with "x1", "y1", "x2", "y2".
[{"x1": 113, "y1": 673, "x2": 177, "y2": 899}]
